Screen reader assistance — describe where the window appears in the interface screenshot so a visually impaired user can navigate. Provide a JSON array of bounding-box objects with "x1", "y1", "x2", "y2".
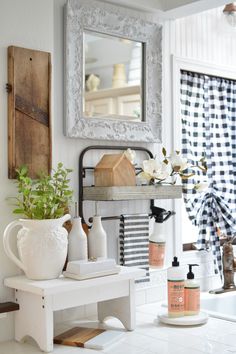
[{"x1": 173, "y1": 57, "x2": 236, "y2": 273}]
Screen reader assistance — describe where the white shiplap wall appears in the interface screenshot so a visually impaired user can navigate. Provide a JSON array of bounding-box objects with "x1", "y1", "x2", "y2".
[
  {"x1": 1, "y1": 2, "x2": 233, "y2": 342},
  {"x1": 174, "y1": 6, "x2": 236, "y2": 66},
  {"x1": 0, "y1": 0, "x2": 173, "y2": 341},
  {"x1": 53, "y1": 0, "x2": 173, "y2": 263}
]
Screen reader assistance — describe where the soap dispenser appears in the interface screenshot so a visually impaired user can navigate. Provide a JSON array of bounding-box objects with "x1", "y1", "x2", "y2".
[
  {"x1": 167, "y1": 256, "x2": 185, "y2": 317},
  {"x1": 184, "y1": 264, "x2": 200, "y2": 316}
]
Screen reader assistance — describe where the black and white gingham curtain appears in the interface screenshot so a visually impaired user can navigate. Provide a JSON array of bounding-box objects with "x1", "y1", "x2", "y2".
[{"x1": 181, "y1": 70, "x2": 236, "y2": 274}]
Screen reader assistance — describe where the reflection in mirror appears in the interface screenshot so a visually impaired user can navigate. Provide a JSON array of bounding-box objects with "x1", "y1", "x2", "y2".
[{"x1": 83, "y1": 31, "x2": 143, "y2": 122}]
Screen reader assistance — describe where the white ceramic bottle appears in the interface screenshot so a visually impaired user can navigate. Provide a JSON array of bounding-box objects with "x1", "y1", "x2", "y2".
[
  {"x1": 167, "y1": 257, "x2": 185, "y2": 317},
  {"x1": 88, "y1": 215, "x2": 107, "y2": 259},
  {"x1": 68, "y1": 202, "x2": 88, "y2": 261}
]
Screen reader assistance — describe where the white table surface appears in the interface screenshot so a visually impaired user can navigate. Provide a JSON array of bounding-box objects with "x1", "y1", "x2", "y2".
[{"x1": 4, "y1": 266, "x2": 145, "y2": 295}]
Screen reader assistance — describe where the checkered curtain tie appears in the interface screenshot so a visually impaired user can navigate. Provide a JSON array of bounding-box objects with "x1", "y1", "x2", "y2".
[{"x1": 181, "y1": 70, "x2": 236, "y2": 274}]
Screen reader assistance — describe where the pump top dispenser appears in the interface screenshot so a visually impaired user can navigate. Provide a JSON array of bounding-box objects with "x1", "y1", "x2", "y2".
[
  {"x1": 184, "y1": 264, "x2": 200, "y2": 316},
  {"x1": 167, "y1": 256, "x2": 185, "y2": 317},
  {"x1": 187, "y1": 264, "x2": 199, "y2": 279}
]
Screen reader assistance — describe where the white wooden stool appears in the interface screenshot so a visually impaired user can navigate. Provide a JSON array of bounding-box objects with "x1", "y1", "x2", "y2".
[{"x1": 4, "y1": 267, "x2": 144, "y2": 352}]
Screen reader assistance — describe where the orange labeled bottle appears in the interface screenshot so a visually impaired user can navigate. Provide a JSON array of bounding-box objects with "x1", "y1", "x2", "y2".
[
  {"x1": 167, "y1": 257, "x2": 185, "y2": 317},
  {"x1": 184, "y1": 264, "x2": 200, "y2": 316}
]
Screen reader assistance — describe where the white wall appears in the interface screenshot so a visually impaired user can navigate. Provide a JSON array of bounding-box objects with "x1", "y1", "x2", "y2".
[
  {"x1": 1, "y1": 0, "x2": 231, "y2": 343},
  {"x1": 174, "y1": 7, "x2": 236, "y2": 66},
  {"x1": 0, "y1": 0, "x2": 172, "y2": 341},
  {"x1": 0, "y1": 0, "x2": 54, "y2": 341}
]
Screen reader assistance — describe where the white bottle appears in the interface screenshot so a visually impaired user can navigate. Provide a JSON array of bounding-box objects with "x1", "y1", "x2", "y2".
[
  {"x1": 167, "y1": 257, "x2": 185, "y2": 317},
  {"x1": 68, "y1": 202, "x2": 88, "y2": 261},
  {"x1": 184, "y1": 264, "x2": 200, "y2": 316},
  {"x1": 149, "y1": 222, "x2": 166, "y2": 243},
  {"x1": 149, "y1": 222, "x2": 166, "y2": 268},
  {"x1": 88, "y1": 215, "x2": 107, "y2": 259}
]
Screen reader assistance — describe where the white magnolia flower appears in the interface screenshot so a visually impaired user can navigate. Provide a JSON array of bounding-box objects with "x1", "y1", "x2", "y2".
[
  {"x1": 124, "y1": 148, "x2": 136, "y2": 164},
  {"x1": 142, "y1": 159, "x2": 170, "y2": 181},
  {"x1": 169, "y1": 151, "x2": 189, "y2": 172},
  {"x1": 194, "y1": 182, "x2": 208, "y2": 192}
]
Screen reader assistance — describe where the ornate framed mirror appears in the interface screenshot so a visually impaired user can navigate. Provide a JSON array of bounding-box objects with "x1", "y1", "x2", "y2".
[{"x1": 64, "y1": 0, "x2": 162, "y2": 142}]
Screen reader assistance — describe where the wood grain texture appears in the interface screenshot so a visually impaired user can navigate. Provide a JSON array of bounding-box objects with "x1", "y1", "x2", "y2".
[
  {"x1": 8, "y1": 46, "x2": 51, "y2": 179},
  {"x1": 83, "y1": 185, "x2": 182, "y2": 201},
  {"x1": 0, "y1": 302, "x2": 19, "y2": 313},
  {"x1": 94, "y1": 154, "x2": 136, "y2": 187},
  {"x1": 54, "y1": 327, "x2": 105, "y2": 347}
]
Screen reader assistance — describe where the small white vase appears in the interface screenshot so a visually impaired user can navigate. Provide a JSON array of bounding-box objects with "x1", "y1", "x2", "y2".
[
  {"x1": 112, "y1": 63, "x2": 127, "y2": 88},
  {"x1": 3, "y1": 214, "x2": 71, "y2": 280},
  {"x1": 68, "y1": 217, "x2": 88, "y2": 261},
  {"x1": 86, "y1": 74, "x2": 100, "y2": 92},
  {"x1": 88, "y1": 216, "x2": 107, "y2": 259}
]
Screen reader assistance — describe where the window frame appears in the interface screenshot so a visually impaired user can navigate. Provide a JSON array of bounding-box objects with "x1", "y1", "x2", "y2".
[{"x1": 172, "y1": 55, "x2": 236, "y2": 258}]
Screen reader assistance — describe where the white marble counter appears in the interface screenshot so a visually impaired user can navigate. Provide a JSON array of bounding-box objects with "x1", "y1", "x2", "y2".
[{"x1": 1, "y1": 302, "x2": 236, "y2": 354}]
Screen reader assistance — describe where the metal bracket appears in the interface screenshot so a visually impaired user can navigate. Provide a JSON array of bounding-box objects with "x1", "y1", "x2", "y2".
[
  {"x1": 5, "y1": 83, "x2": 12, "y2": 93},
  {"x1": 79, "y1": 145, "x2": 154, "y2": 225}
]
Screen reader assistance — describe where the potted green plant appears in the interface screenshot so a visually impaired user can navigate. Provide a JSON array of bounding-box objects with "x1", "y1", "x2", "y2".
[{"x1": 3, "y1": 163, "x2": 73, "y2": 280}]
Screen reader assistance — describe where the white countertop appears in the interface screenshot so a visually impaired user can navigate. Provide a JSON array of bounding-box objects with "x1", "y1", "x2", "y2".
[{"x1": 1, "y1": 301, "x2": 236, "y2": 354}]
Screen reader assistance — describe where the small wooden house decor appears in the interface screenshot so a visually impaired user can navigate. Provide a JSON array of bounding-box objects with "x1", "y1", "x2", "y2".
[{"x1": 94, "y1": 153, "x2": 136, "y2": 187}]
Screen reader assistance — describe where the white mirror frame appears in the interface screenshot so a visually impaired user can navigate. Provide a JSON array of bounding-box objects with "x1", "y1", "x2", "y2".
[{"x1": 64, "y1": 0, "x2": 162, "y2": 142}]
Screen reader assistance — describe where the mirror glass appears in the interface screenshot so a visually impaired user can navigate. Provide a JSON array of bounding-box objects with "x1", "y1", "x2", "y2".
[{"x1": 83, "y1": 30, "x2": 143, "y2": 122}]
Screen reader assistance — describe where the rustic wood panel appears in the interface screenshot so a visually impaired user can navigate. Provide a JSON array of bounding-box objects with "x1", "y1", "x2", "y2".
[
  {"x1": 8, "y1": 46, "x2": 51, "y2": 179},
  {"x1": 0, "y1": 302, "x2": 19, "y2": 313},
  {"x1": 54, "y1": 327, "x2": 105, "y2": 347},
  {"x1": 83, "y1": 185, "x2": 182, "y2": 201}
]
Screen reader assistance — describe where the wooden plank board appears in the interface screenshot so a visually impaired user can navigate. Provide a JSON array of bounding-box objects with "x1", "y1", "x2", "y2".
[
  {"x1": 54, "y1": 327, "x2": 124, "y2": 350},
  {"x1": 83, "y1": 185, "x2": 182, "y2": 201},
  {"x1": 8, "y1": 46, "x2": 51, "y2": 179},
  {"x1": 0, "y1": 302, "x2": 19, "y2": 313},
  {"x1": 54, "y1": 327, "x2": 105, "y2": 347}
]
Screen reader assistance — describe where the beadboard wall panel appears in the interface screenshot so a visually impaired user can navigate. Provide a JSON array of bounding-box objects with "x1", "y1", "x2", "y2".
[
  {"x1": 174, "y1": 7, "x2": 236, "y2": 67},
  {"x1": 54, "y1": 0, "x2": 173, "y2": 264}
]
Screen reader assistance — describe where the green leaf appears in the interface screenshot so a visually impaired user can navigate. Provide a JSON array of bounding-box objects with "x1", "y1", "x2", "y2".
[
  {"x1": 13, "y1": 208, "x2": 25, "y2": 214},
  {"x1": 19, "y1": 165, "x2": 28, "y2": 176},
  {"x1": 163, "y1": 159, "x2": 169, "y2": 165},
  {"x1": 9, "y1": 162, "x2": 73, "y2": 219},
  {"x1": 162, "y1": 147, "x2": 167, "y2": 157}
]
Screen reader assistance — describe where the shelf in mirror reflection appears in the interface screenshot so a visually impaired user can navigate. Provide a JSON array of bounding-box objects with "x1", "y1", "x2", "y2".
[
  {"x1": 84, "y1": 85, "x2": 141, "y2": 121},
  {"x1": 84, "y1": 29, "x2": 143, "y2": 121}
]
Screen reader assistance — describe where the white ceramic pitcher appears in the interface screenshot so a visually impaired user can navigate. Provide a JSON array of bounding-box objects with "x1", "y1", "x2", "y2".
[{"x1": 3, "y1": 214, "x2": 71, "y2": 280}]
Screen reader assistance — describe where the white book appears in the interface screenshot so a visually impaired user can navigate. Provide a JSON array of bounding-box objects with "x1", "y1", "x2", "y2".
[
  {"x1": 63, "y1": 266, "x2": 120, "y2": 280},
  {"x1": 66, "y1": 257, "x2": 117, "y2": 275}
]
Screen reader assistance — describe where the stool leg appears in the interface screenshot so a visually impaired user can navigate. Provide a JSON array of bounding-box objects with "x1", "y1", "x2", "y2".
[
  {"x1": 15, "y1": 290, "x2": 53, "y2": 352},
  {"x1": 97, "y1": 280, "x2": 135, "y2": 331}
]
